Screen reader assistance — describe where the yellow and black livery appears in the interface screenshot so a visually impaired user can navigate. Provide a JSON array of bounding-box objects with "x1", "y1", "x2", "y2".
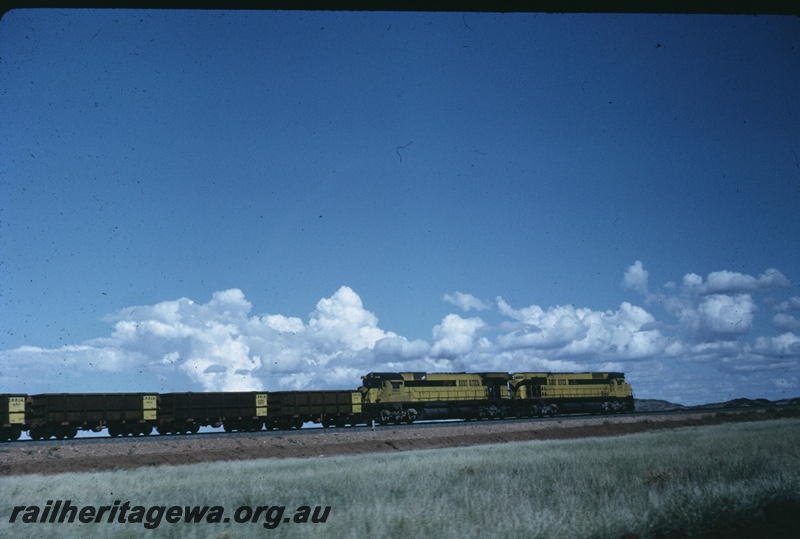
[
  {"x1": 359, "y1": 372, "x2": 512, "y2": 424},
  {"x1": 510, "y1": 372, "x2": 634, "y2": 416}
]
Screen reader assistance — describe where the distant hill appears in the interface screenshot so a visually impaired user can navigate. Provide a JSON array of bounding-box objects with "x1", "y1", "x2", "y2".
[
  {"x1": 633, "y1": 399, "x2": 688, "y2": 412},
  {"x1": 697, "y1": 398, "x2": 776, "y2": 409},
  {"x1": 634, "y1": 396, "x2": 800, "y2": 412}
]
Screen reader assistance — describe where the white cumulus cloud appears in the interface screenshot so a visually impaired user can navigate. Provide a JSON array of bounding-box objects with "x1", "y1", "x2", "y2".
[
  {"x1": 773, "y1": 296, "x2": 800, "y2": 313},
  {"x1": 1, "y1": 264, "x2": 799, "y2": 404},
  {"x1": 496, "y1": 299, "x2": 665, "y2": 361},
  {"x1": 443, "y1": 291, "x2": 491, "y2": 312},
  {"x1": 772, "y1": 313, "x2": 800, "y2": 332},
  {"x1": 686, "y1": 268, "x2": 790, "y2": 295},
  {"x1": 431, "y1": 314, "x2": 486, "y2": 359},
  {"x1": 623, "y1": 260, "x2": 649, "y2": 294},
  {"x1": 696, "y1": 294, "x2": 756, "y2": 337}
]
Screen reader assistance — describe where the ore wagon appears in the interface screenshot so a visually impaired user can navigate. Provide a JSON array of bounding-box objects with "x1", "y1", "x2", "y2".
[
  {"x1": 158, "y1": 391, "x2": 267, "y2": 434},
  {"x1": 26, "y1": 393, "x2": 158, "y2": 439},
  {"x1": 266, "y1": 390, "x2": 362, "y2": 430}
]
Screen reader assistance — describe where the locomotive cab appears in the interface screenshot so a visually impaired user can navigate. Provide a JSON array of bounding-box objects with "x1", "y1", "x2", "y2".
[{"x1": 359, "y1": 372, "x2": 411, "y2": 404}]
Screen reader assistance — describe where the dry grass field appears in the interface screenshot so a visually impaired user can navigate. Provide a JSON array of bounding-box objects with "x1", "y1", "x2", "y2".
[{"x1": 1, "y1": 417, "x2": 799, "y2": 538}]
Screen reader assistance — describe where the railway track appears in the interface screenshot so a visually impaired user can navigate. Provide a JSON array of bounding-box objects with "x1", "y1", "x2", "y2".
[
  {"x1": 4, "y1": 405, "x2": 798, "y2": 477},
  {"x1": 10, "y1": 404, "x2": 794, "y2": 448}
]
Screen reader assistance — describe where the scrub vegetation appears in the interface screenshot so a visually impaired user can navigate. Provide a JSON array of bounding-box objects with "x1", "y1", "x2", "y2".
[{"x1": 2, "y1": 418, "x2": 798, "y2": 538}]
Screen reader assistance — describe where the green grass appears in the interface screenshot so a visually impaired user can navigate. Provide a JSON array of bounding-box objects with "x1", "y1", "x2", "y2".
[{"x1": 2, "y1": 418, "x2": 799, "y2": 538}]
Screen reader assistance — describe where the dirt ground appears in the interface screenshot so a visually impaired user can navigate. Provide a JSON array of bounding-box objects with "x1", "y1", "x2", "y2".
[{"x1": 1, "y1": 409, "x2": 794, "y2": 477}]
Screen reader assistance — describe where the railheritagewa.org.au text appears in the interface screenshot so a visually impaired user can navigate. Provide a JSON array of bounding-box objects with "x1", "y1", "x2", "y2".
[{"x1": 8, "y1": 500, "x2": 331, "y2": 530}]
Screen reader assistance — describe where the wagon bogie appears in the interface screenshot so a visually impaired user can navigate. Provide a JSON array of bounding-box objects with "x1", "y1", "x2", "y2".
[{"x1": 1, "y1": 425, "x2": 23, "y2": 442}]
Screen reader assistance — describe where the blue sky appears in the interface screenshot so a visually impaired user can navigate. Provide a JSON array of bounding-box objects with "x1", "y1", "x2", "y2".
[{"x1": 1, "y1": 10, "x2": 799, "y2": 404}]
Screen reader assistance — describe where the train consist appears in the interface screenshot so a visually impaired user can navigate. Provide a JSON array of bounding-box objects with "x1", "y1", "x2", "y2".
[{"x1": 1, "y1": 371, "x2": 634, "y2": 442}]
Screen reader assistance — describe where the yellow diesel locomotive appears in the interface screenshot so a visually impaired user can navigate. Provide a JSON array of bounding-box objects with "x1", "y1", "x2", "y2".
[{"x1": 359, "y1": 371, "x2": 634, "y2": 425}]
